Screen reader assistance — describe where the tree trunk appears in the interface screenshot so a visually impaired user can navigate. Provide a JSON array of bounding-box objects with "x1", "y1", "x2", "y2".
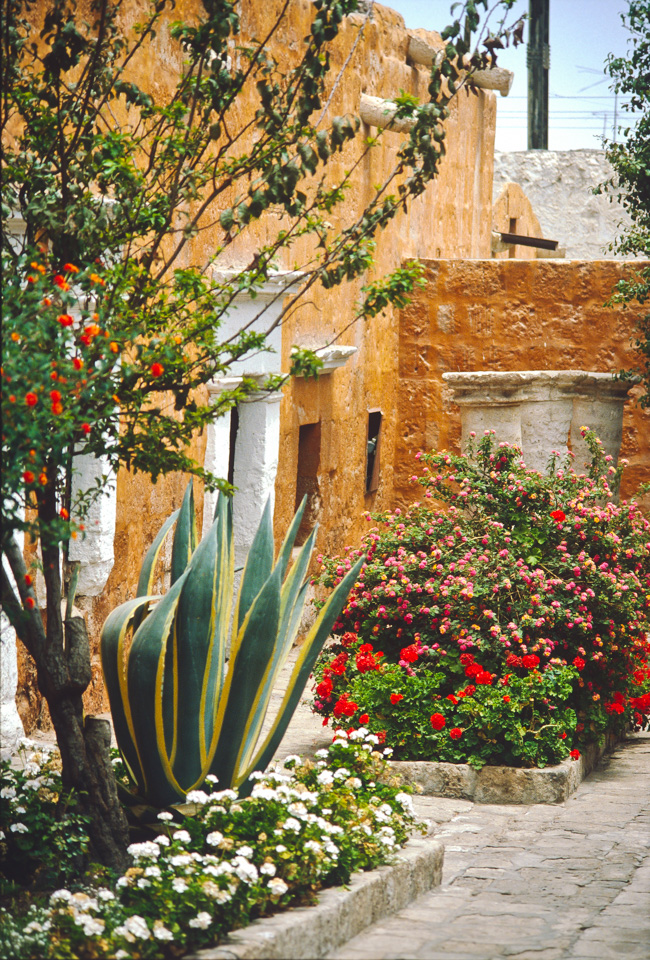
[
  {"x1": 2, "y1": 536, "x2": 130, "y2": 873},
  {"x1": 40, "y1": 616, "x2": 130, "y2": 874}
]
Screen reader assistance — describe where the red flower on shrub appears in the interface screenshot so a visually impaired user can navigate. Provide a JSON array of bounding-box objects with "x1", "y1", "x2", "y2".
[
  {"x1": 341, "y1": 632, "x2": 358, "y2": 646},
  {"x1": 23, "y1": 471, "x2": 35, "y2": 484},
  {"x1": 522, "y1": 654, "x2": 540, "y2": 669},
  {"x1": 390, "y1": 693, "x2": 404, "y2": 705},
  {"x1": 449, "y1": 728, "x2": 462, "y2": 740},
  {"x1": 570, "y1": 750, "x2": 580, "y2": 760},
  {"x1": 447, "y1": 694, "x2": 458, "y2": 704},
  {"x1": 506, "y1": 653, "x2": 523, "y2": 668},
  {"x1": 475, "y1": 670, "x2": 493, "y2": 685},
  {"x1": 430, "y1": 713, "x2": 446, "y2": 731},
  {"x1": 459, "y1": 653, "x2": 475, "y2": 666},
  {"x1": 503, "y1": 695, "x2": 511, "y2": 703},
  {"x1": 550, "y1": 509, "x2": 566, "y2": 522},
  {"x1": 401, "y1": 644, "x2": 419, "y2": 663},
  {"x1": 465, "y1": 662, "x2": 482, "y2": 678},
  {"x1": 359, "y1": 713, "x2": 369, "y2": 724},
  {"x1": 151, "y1": 362, "x2": 164, "y2": 377},
  {"x1": 25, "y1": 392, "x2": 38, "y2": 406},
  {"x1": 316, "y1": 678, "x2": 333, "y2": 699},
  {"x1": 330, "y1": 652, "x2": 348, "y2": 675},
  {"x1": 573, "y1": 656, "x2": 586, "y2": 671}
]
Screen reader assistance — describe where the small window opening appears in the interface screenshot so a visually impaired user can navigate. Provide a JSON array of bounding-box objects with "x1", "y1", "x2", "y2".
[
  {"x1": 227, "y1": 406, "x2": 239, "y2": 487},
  {"x1": 366, "y1": 410, "x2": 382, "y2": 493},
  {"x1": 295, "y1": 422, "x2": 321, "y2": 545}
]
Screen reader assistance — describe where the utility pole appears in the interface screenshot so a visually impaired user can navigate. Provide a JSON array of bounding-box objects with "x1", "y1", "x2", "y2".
[{"x1": 527, "y1": 0, "x2": 550, "y2": 149}]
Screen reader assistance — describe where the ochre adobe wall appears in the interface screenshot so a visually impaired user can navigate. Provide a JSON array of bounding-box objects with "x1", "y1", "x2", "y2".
[
  {"x1": 15, "y1": 1, "x2": 498, "y2": 731},
  {"x1": 394, "y1": 258, "x2": 650, "y2": 512}
]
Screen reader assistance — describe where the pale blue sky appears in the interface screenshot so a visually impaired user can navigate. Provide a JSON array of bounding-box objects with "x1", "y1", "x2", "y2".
[{"x1": 383, "y1": 0, "x2": 634, "y2": 151}]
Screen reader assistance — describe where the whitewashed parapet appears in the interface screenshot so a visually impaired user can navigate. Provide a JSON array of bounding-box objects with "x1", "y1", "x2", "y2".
[
  {"x1": 407, "y1": 35, "x2": 513, "y2": 97},
  {"x1": 213, "y1": 270, "x2": 303, "y2": 378},
  {"x1": 292, "y1": 344, "x2": 357, "y2": 374},
  {"x1": 359, "y1": 94, "x2": 417, "y2": 133},
  {"x1": 442, "y1": 371, "x2": 634, "y2": 476}
]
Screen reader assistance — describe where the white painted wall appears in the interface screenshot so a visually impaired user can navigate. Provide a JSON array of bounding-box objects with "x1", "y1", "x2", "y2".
[{"x1": 493, "y1": 150, "x2": 634, "y2": 260}]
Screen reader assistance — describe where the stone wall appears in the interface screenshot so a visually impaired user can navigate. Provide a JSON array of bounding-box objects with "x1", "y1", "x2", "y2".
[
  {"x1": 395, "y1": 258, "x2": 650, "y2": 511},
  {"x1": 493, "y1": 150, "x2": 633, "y2": 260}
]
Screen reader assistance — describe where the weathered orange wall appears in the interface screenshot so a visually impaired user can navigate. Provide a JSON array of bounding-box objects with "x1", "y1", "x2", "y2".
[
  {"x1": 16, "y1": 1, "x2": 498, "y2": 729},
  {"x1": 394, "y1": 258, "x2": 650, "y2": 512},
  {"x1": 492, "y1": 182, "x2": 544, "y2": 259}
]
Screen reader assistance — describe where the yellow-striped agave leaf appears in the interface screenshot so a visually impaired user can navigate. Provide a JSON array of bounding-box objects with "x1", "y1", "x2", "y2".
[
  {"x1": 231, "y1": 496, "x2": 274, "y2": 642},
  {"x1": 127, "y1": 570, "x2": 190, "y2": 806},
  {"x1": 100, "y1": 595, "x2": 158, "y2": 798},
  {"x1": 170, "y1": 481, "x2": 198, "y2": 586},
  {"x1": 239, "y1": 555, "x2": 365, "y2": 790},
  {"x1": 206, "y1": 562, "x2": 283, "y2": 788},
  {"x1": 171, "y1": 494, "x2": 233, "y2": 791},
  {"x1": 236, "y1": 526, "x2": 317, "y2": 775}
]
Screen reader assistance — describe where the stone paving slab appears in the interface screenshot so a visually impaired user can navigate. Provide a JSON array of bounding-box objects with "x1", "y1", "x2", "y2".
[{"x1": 327, "y1": 732, "x2": 650, "y2": 960}]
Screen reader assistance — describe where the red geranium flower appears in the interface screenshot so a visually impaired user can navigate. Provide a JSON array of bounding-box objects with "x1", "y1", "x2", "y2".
[
  {"x1": 81, "y1": 423, "x2": 91, "y2": 435},
  {"x1": 57, "y1": 314, "x2": 74, "y2": 327},
  {"x1": 23, "y1": 471, "x2": 35, "y2": 484},
  {"x1": 62, "y1": 263, "x2": 79, "y2": 273},
  {"x1": 359, "y1": 713, "x2": 369, "y2": 724},
  {"x1": 550, "y1": 509, "x2": 566, "y2": 522},
  {"x1": 570, "y1": 749, "x2": 580, "y2": 760},
  {"x1": 341, "y1": 632, "x2": 358, "y2": 646},
  {"x1": 25, "y1": 393, "x2": 38, "y2": 407},
  {"x1": 506, "y1": 653, "x2": 523, "y2": 668},
  {"x1": 151, "y1": 362, "x2": 164, "y2": 377},
  {"x1": 503, "y1": 695, "x2": 511, "y2": 703},
  {"x1": 573, "y1": 656, "x2": 586, "y2": 671},
  {"x1": 390, "y1": 693, "x2": 404, "y2": 705},
  {"x1": 522, "y1": 654, "x2": 540, "y2": 669},
  {"x1": 449, "y1": 727, "x2": 462, "y2": 740},
  {"x1": 316, "y1": 678, "x2": 333, "y2": 698},
  {"x1": 401, "y1": 644, "x2": 419, "y2": 663},
  {"x1": 430, "y1": 713, "x2": 446, "y2": 731}
]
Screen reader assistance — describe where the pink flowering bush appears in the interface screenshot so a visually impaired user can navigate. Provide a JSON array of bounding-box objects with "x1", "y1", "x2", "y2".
[{"x1": 312, "y1": 431, "x2": 650, "y2": 766}]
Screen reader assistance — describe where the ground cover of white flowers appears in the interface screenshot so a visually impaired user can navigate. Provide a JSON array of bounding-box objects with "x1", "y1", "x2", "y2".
[{"x1": 0, "y1": 731, "x2": 417, "y2": 959}]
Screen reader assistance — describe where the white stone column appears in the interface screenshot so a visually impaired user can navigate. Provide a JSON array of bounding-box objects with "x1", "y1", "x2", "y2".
[
  {"x1": 201, "y1": 379, "x2": 240, "y2": 537},
  {"x1": 67, "y1": 452, "x2": 116, "y2": 596},
  {"x1": 1, "y1": 515, "x2": 25, "y2": 758},
  {"x1": 232, "y1": 389, "x2": 282, "y2": 567}
]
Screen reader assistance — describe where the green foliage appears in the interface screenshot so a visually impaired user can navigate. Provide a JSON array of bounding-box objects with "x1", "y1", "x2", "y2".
[
  {"x1": 0, "y1": 745, "x2": 90, "y2": 894},
  {"x1": 101, "y1": 485, "x2": 364, "y2": 807},
  {"x1": 311, "y1": 431, "x2": 650, "y2": 763},
  {"x1": 601, "y1": 1, "x2": 650, "y2": 405},
  {"x1": 0, "y1": 733, "x2": 415, "y2": 959}
]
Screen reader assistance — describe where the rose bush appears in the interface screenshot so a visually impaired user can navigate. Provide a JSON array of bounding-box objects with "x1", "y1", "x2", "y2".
[{"x1": 312, "y1": 432, "x2": 650, "y2": 766}]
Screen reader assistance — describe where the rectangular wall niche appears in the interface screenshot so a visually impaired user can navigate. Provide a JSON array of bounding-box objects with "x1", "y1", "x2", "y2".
[
  {"x1": 295, "y1": 422, "x2": 321, "y2": 545},
  {"x1": 366, "y1": 410, "x2": 382, "y2": 493}
]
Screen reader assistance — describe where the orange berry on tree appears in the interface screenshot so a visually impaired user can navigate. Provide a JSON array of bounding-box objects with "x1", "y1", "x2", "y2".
[
  {"x1": 25, "y1": 392, "x2": 38, "y2": 406},
  {"x1": 23, "y1": 471, "x2": 35, "y2": 483},
  {"x1": 151, "y1": 362, "x2": 164, "y2": 377}
]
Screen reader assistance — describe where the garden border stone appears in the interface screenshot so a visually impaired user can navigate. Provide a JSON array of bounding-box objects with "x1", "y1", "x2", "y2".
[
  {"x1": 388, "y1": 732, "x2": 619, "y2": 804},
  {"x1": 187, "y1": 835, "x2": 443, "y2": 960}
]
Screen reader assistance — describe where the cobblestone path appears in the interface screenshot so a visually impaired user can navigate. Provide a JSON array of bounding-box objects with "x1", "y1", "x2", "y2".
[{"x1": 327, "y1": 732, "x2": 650, "y2": 960}]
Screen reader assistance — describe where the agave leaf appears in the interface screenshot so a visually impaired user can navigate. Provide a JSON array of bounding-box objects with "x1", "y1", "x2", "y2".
[
  {"x1": 204, "y1": 562, "x2": 282, "y2": 788},
  {"x1": 239, "y1": 555, "x2": 365, "y2": 790},
  {"x1": 170, "y1": 481, "x2": 197, "y2": 586},
  {"x1": 275, "y1": 494, "x2": 307, "y2": 581},
  {"x1": 171, "y1": 494, "x2": 233, "y2": 790},
  {"x1": 100, "y1": 595, "x2": 158, "y2": 796},
  {"x1": 132, "y1": 509, "x2": 180, "y2": 634},
  {"x1": 231, "y1": 496, "x2": 274, "y2": 640},
  {"x1": 236, "y1": 527, "x2": 317, "y2": 774},
  {"x1": 127, "y1": 571, "x2": 190, "y2": 806}
]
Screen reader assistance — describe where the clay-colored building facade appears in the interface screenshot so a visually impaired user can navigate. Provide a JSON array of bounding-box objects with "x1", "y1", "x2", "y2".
[{"x1": 12, "y1": 1, "x2": 649, "y2": 733}]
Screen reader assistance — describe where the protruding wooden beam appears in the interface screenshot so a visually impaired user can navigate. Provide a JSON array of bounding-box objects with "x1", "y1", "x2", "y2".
[
  {"x1": 359, "y1": 93, "x2": 416, "y2": 133},
  {"x1": 407, "y1": 34, "x2": 514, "y2": 97},
  {"x1": 471, "y1": 67, "x2": 514, "y2": 97}
]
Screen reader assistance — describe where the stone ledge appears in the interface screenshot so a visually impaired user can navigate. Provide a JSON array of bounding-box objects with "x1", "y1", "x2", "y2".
[
  {"x1": 187, "y1": 836, "x2": 443, "y2": 960},
  {"x1": 389, "y1": 734, "x2": 619, "y2": 804}
]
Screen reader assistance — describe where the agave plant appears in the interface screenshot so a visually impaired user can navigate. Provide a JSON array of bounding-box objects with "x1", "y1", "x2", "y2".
[{"x1": 100, "y1": 483, "x2": 362, "y2": 808}]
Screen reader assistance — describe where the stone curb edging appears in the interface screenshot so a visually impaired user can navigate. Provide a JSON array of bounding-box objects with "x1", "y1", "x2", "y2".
[
  {"x1": 186, "y1": 836, "x2": 444, "y2": 960},
  {"x1": 389, "y1": 733, "x2": 619, "y2": 804}
]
